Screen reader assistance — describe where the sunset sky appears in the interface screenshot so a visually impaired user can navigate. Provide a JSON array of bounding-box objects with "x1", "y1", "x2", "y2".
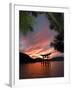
[{"x1": 19, "y1": 13, "x2": 63, "y2": 59}]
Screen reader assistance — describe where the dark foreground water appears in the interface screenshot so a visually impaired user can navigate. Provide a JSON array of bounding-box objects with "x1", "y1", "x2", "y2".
[{"x1": 19, "y1": 61, "x2": 64, "y2": 79}]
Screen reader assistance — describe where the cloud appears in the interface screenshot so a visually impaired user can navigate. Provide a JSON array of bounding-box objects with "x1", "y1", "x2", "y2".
[{"x1": 19, "y1": 14, "x2": 58, "y2": 58}]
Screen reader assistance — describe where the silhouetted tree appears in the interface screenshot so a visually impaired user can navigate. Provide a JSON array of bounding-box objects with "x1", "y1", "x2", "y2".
[{"x1": 47, "y1": 13, "x2": 64, "y2": 53}]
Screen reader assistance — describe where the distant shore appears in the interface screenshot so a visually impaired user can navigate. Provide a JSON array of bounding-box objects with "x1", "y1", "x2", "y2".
[{"x1": 19, "y1": 52, "x2": 64, "y2": 64}]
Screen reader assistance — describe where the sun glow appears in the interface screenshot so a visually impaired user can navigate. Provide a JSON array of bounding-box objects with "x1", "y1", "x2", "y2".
[{"x1": 24, "y1": 47, "x2": 60, "y2": 59}]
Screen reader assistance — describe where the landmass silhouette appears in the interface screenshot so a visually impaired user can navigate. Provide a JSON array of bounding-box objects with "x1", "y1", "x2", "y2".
[{"x1": 19, "y1": 52, "x2": 64, "y2": 64}]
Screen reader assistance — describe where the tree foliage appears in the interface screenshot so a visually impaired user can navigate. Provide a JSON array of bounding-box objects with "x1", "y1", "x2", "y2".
[
  {"x1": 19, "y1": 11, "x2": 36, "y2": 34},
  {"x1": 19, "y1": 11, "x2": 64, "y2": 52},
  {"x1": 47, "y1": 12, "x2": 64, "y2": 53}
]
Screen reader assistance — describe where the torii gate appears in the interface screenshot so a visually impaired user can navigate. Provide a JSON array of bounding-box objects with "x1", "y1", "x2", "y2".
[{"x1": 41, "y1": 53, "x2": 51, "y2": 60}]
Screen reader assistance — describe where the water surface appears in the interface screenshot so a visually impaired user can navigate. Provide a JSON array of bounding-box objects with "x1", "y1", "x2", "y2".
[{"x1": 19, "y1": 61, "x2": 64, "y2": 79}]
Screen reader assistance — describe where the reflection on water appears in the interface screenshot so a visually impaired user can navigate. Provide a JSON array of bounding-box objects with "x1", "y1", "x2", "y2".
[{"x1": 19, "y1": 61, "x2": 64, "y2": 79}]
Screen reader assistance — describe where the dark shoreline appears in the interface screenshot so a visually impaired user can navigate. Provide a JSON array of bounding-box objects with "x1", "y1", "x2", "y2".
[
  {"x1": 20, "y1": 59, "x2": 64, "y2": 64},
  {"x1": 19, "y1": 52, "x2": 64, "y2": 64}
]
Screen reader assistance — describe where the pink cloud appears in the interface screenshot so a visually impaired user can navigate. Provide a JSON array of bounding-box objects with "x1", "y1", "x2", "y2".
[{"x1": 19, "y1": 14, "x2": 58, "y2": 58}]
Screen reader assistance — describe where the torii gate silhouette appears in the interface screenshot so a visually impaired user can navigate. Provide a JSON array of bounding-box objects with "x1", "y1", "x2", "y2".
[{"x1": 41, "y1": 53, "x2": 51, "y2": 59}]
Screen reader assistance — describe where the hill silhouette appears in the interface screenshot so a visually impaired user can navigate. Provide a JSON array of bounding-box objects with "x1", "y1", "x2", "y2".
[
  {"x1": 19, "y1": 52, "x2": 64, "y2": 64},
  {"x1": 19, "y1": 52, "x2": 33, "y2": 64}
]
